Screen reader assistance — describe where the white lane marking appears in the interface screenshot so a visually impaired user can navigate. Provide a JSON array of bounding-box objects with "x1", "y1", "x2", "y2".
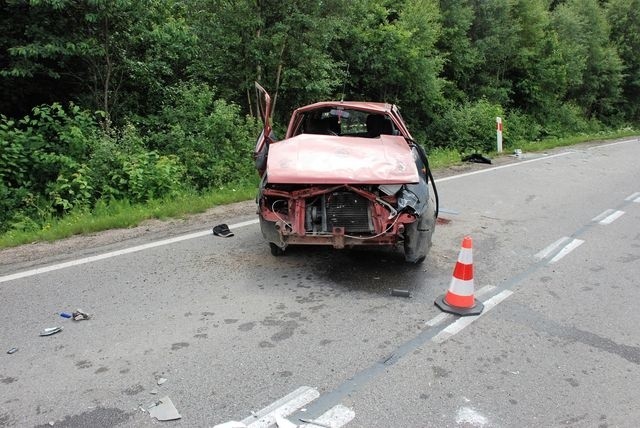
[
  {"x1": 241, "y1": 386, "x2": 320, "y2": 428},
  {"x1": 598, "y1": 210, "x2": 625, "y2": 225},
  {"x1": 587, "y1": 138, "x2": 639, "y2": 149},
  {"x1": 299, "y1": 404, "x2": 355, "y2": 428},
  {"x1": 426, "y1": 285, "x2": 495, "y2": 327},
  {"x1": 435, "y1": 151, "x2": 572, "y2": 183},
  {"x1": 432, "y1": 290, "x2": 513, "y2": 344},
  {"x1": 0, "y1": 219, "x2": 260, "y2": 284},
  {"x1": 592, "y1": 209, "x2": 615, "y2": 222},
  {"x1": 625, "y1": 192, "x2": 640, "y2": 201},
  {"x1": 535, "y1": 237, "x2": 570, "y2": 260},
  {"x1": 549, "y1": 238, "x2": 584, "y2": 264},
  {"x1": 426, "y1": 313, "x2": 450, "y2": 327},
  {"x1": 456, "y1": 407, "x2": 489, "y2": 427}
]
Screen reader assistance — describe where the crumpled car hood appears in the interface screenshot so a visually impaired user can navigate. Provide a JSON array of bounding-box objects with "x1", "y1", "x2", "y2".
[{"x1": 266, "y1": 134, "x2": 419, "y2": 184}]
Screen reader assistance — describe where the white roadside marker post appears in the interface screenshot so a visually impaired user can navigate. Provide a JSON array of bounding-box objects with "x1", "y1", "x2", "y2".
[{"x1": 496, "y1": 116, "x2": 503, "y2": 153}]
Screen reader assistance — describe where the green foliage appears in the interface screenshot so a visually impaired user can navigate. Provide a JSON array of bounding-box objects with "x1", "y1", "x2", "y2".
[
  {"x1": 139, "y1": 82, "x2": 260, "y2": 188},
  {"x1": 429, "y1": 99, "x2": 503, "y2": 154}
]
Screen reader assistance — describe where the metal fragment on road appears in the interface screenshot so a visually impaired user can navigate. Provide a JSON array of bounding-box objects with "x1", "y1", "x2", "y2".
[
  {"x1": 390, "y1": 288, "x2": 411, "y2": 298},
  {"x1": 7, "y1": 347, "x2": 18, "y2": 354},
  {"x1": 147, "y1": 396, "x2": 181, "y2": 421},
  {"x1": 157, "y1": 377, "x2": 167, "y2": 385},
  {"x1": 40, "y1": 326, "x2": 63, "y2": 336}
]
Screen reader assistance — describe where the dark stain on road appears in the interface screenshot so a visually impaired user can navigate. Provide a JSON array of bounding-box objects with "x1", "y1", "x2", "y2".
[
  {"x1": 75, "y1": 360, "x2": 92, "y2": 369},
  {"x1": 122, "y1": 384, "x2": 144, "y2": 396},
  {"x1": 501, "y1": 302, "x2": 640, "y2": 365},
  {"x1": 94, "y1": 367, "x2": 109, "y2": 374},
  {"x1": 171, "y1": 342, "x2": 190, "y2": 350},
  {"x1": 1, "y1": 375, "x2": 17, "y2": 384},
  {"x1": 432, "y1": 366, "x2": 450, "y2": 378},
  {"x1": 565, "y1": 377, "x2": 580, "y2": 387},
  {"x1": 34, "y1": 407, "x2": 132, "y2": 427},
  {"x1": 238, "y1": 322, "x2": 256, "y2": 331},
  {"x1": 194, "y1": 333, "x2": 208, "y2": 339}
]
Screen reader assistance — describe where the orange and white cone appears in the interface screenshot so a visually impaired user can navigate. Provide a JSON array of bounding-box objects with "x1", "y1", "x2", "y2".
[{"x1": 435, "y1": 236, "x2": 484, "y2": 316}]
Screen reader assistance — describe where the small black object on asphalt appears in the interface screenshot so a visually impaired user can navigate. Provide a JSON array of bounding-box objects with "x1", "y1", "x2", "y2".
[
  {"x1": 213, "y1": 224, "x2": 234, "y2": 238},
  {"x1": 391, "y1": 288, "x2": 411, "y2": 298},
  {"x1": 462, "y1": 153, "x2": 492, "y2": 164}
]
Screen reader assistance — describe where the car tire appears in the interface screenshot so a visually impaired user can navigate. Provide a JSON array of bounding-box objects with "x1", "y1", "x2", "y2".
[{"x1": 269, "y1": 242, "x2": 285, "y2": 256}]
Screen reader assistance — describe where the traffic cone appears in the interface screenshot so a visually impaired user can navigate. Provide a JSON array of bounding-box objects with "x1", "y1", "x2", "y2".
[{"x1": 435, "y1": 236, "x2": 484, "y2": 316}]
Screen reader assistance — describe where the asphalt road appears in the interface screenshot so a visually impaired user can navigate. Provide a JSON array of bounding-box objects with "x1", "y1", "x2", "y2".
[{"x1": 1, "y1": 138, "x2": 639, "y2": 428}]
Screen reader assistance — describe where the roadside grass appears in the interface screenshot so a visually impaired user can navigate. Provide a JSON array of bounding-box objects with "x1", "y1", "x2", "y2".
[
  {"x1": 0, "y1": 181, "x2": 258, "y2": 249},
  {"x1": 0, "y1": 129, "x2": 636, "y2": 250}
]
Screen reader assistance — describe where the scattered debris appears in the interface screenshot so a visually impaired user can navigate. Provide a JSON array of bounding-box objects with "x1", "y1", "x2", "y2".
[
  {"x1": 147, "y1": 396, "x2": 181, "y2": 421},
  {"x1": 150, "y1": 389, "x2": 159, "y2": 395},
  {"x1": 72, "y1": 309, "x2": 90, "y2": 321},
  {"x1": 299, "y1": 418, "x2": 332, "y2": 428},
  {"x1": 213, "y1": 223, "x2": 234, "y2": 238},
  {"x1": 40, "y1": 326, "x2": 63, "y2": 336},
  {"x1": 212, "y1": 422, "x2": 247, "y2": 428},
  {"x1": 514, "y1": 148, "x2": 522, "y2": 158},
  {"x1": 462, "y1": 153, "x2": 492, "y2": 164},
  {"x1": 390, "y1": 288, "x2": 411, "y2": 298},
  {"x1": 157, "y1": 377, "x2": 167, "y2": 386},
  {"x1": 59, "y1": 312, "x2": 72, "y2": 319},
  {"x1": 7, "y1": 347, "x2": 18, "y2": 354}
]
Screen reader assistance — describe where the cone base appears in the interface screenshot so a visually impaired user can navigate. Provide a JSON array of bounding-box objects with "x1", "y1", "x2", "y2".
[{"x1": 434, "y1": 294, "x2": 484, "y2": 316}]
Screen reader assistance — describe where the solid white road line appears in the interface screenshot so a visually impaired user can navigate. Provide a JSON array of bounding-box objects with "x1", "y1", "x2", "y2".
[
  {"x1": 587, "y1": 138, "x2": 639, "y2": 149},
  {"x1": 432, "y1": 290, "x2": 514, "y2": 344},
  {"x1": 241, "y1": 386, "x2": 320, "y2": 428},
  {"x1": 0, "y1": 219, "x2": 259, "y2": 284},
  {"x1": 299, "y1": 404, "x2": 355, "y2": 428},
  {"x1": 549, "y1": 238, "x2": 584, "y2": 264},
  {"x1": 435, "y1": 151, "x2": 572, "y2": 183}
]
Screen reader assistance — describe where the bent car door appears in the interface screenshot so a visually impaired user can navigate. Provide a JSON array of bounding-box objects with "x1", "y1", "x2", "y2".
[{"x1": 254, "y1": 82, "x2": 274, "y2": 176}]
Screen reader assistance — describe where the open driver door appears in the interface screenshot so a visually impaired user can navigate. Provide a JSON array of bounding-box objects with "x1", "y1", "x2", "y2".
[{"x1": 254, "y1": 82, "x2": 274, "y2": 177}]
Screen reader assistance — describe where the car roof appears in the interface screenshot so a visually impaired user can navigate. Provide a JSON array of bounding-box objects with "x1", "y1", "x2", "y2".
[{"x1": 293, "y1": 101, "x2": 395, "y2": 114}]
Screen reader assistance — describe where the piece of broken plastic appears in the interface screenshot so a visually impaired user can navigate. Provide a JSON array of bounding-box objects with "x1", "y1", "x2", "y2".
[
  {"x1": 147, "y1": 396, "x2": 181, "y2": 421},
  {"x1": 7, "y1": 347, "x2": 18, "y2": 354},
  {"x1": 72, "y1": 309, "x2": 90, "y2": 321},
  {"x1": 40, "y1": 326, "x2": 63, "y2": 336}
]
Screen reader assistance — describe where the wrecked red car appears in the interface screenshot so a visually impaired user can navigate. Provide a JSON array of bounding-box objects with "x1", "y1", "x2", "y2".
[{"x1": 253, "y1": 83, "x2": 439, "y2": 263}]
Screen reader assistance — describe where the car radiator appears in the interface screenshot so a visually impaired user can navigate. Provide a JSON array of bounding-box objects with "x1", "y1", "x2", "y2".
[{"x1": 306, "y1": 191, "x2": 373, "y2": 234}]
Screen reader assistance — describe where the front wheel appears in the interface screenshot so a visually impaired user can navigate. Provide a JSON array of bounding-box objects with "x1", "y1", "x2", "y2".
[{"x1": 269, "y1": 242, "x2": 285, "y2": 256}]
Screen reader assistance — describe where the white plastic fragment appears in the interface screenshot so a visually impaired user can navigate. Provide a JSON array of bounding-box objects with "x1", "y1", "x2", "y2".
[
  {"x1": 147, "y1": 396, "x2": 181, "y2": 421},
  {"x1": 157, "y1": 377, "x2": 167, "y2": 385}
]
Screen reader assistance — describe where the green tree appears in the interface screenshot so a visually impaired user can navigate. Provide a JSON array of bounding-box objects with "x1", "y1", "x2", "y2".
[
  {"x1": 552, "y1": 0, "x2": 623, "y2": 121},
  {"x1": 607, "y1": 0, "x2": 640, "y2": 122}
]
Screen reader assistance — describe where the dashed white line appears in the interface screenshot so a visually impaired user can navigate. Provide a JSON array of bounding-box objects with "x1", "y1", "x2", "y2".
[
  {"x1": 212, "y1": 386, "x2": 355, "y2": 428},
  {"x1": 535, "y1": 237, "x2": 571, "y2": 260},
  {"x1": 240, "y1": 386, "x2": 320, "y2": 428},
  {"x1": 592, "y1": 209, "x2": 625, "y2": 224},
  {"x1": 299, "y1": 404, "x2": 355, "y2": 428},
  {"x1": 625, "y1": 192, "x2": 640, "y2": 203},
  {"x1": 432, "y1": 290, "x2": 514, "y2": 344},
  {"x1": 549, "y1": 238, "x2": 584, "y2": 264},
  {"x1": 0, "y1": 219, "x2": 260, "y2": 284}
]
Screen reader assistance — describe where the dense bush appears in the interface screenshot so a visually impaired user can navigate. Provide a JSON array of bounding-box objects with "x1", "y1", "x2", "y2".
[{"x1": 0, "y1": 97, "x2": 259, "y2": 233}]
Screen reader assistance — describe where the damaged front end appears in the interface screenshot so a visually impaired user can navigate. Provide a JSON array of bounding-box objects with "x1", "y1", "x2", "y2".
[{"x1": 258, "y1": 179, "x2": 435, "y2": 262}]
